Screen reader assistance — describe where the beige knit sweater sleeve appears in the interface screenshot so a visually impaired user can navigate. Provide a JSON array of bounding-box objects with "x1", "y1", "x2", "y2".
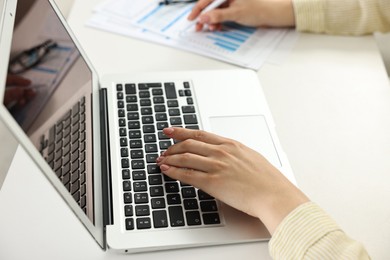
[
  {"x1": 293, "y1": 0, "x2": 390, "y2": 35},
  {"x1": 269, "y1": 202, "x2": 370, "y2": 259}
]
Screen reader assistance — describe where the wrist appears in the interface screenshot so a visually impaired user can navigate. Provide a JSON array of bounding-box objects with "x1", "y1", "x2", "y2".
[
  {"x1": 254, "y1": 180, "x2": 309, "y2": 234},
  {"x1": 265, "y1": 0, "x2": 296, "y2": 27}
]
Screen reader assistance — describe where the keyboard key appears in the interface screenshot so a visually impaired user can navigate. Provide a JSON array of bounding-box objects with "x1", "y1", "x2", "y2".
[
  {"x1": 164, "y1": 82, "x2": 177, "y2": 99},
  {"x1": 146, "y1": 154, "x2": 158, "y2": 163},
  {"x1": 159, "y1": 140, "x2": 172, "y2": 150},
  {"x1": 128, "y1": 130, "x2": 141, "y2": 139},
  {"x1": 198, "y1": 190, "x2": 214, "y2": 200},
  {"x1": 131, "y1": 160, "x2": 145, "y2": 169},
  {"x1": 136, "y1": 217, "x2": 151, "y2": 229},
  {"x1": 127, "y1": 104, "x2": 138, "y2": 111},
  {"x1": 167, "y1": 194, "x2": 181, "y2": 205},
  {"x1": 135, "y1": 205, "x2": 150, "y2": 216},
  {"x1": 139, "y1": 91, "x2": 150, "y2": 98},
  {"x1": 152, "y1": 89, "x2": 163, "y2": 96},
  {"x1": 123, "y1": 181, "x2": 131, "y2": 191},
  {"x1": 141, "y1": 107, "x2": 152, "y2": 115},
  {"x1": 145, "y1": 144, "x2": 158, "y2": 153},
  {"x1": 200, "y1": 201, "x2": 218, "y2": 212},
  {"x1": 182, "y1": 187, "x2": 196, "y2": 198},
  {"x1": 157, "y1": 122, "x2": 169, "y2": 130},
  {"x1": 148, "y1": 175, "x2": 163, "y2": 185},
  {"x1": 133, "y1": 181, "x2": 148, "y2": 192},
  {"x1": 122, "y1": 169, "x2": 130, "y2": 179},
  {"x1": 124, "y1": 205, "x2": 133, "y2": 216},
  {"x1": 186, "y1": 211, "x2": 202, "y2": 226},
  {"x1": 168, "y1": 206, "x2": 185, "y2": 227},
  {"x1": 121, "y1": 148, "x2": 129, "y2": 157},
  {"x1": 150, "y1": 186, "x2": 164, "y2": 197},
  {"x1": 121, "y1": 158, "x2": 130, "y2": 168},
  {"x1": 184, "y1": 114, "x2": 198, "y2": 124},
  {"x1": 202, "y1": 213, "x2": 221, "y2": 225},
  {"x1": 140, "y1": 99, "x2": 151, "y2": 106},
  {"x1": 142, "y1": 116, "x2": 154, "y2": 124},
  {"x1": 125, "y1": 218, "x2": 134, "y2": 230},
  {"x1": 183, "y1": 199, "x2": 199, "y2": 210},
  {"x1": 144, "y1": 134, "x2": 157, "y2": 143},
  {"x1": 132, "y1": 170, "x2": 146, "y2": 180},
  {"x1": 134, "y1": 193, "x2": 149, "y2": 204},
  {"x1": 125, "y1": 83, "x2": 136, "y2": 94},
  {"x1": 143, "y1": 125, "x2": 155, "y2": 133},
  {"x1": 167, "y1": 100, "x2": 178, "y2": 107},
  {"x1": 130, "y1": 139, "x2": 142, "y2": 148},
  {"x1": 126, "y1": 95, "x2": 137, "y2": 103},
  {"x1": 127, "y1": 121, "x2": 141, "y2": 129},
  {"x1": 130, "y1": 149, "x2": 143, "y2": 159},
  {"x1": 151, "y1": 198, "x2": 166, "y2": 209},
  {"x1": 154, "y1": 105, "x2": 166, "y2": 112},
  {"x1": 165, "y1": 182, "x2": 179, "y2": 193},
  {"x1": 182, "y1": 106, "x2": 195, "y2": 113},
  {"x1": 147, "y1": 164, "x2": 161, "y2": 174},
  {"x1": 124, "y1": 192, "x2": 132, "y2": 203},
  {"x1": 153, "y1": 210, "x2": 168, "y2": 228}
]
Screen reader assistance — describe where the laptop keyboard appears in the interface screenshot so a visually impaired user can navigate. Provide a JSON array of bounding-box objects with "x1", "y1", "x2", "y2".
[
  {"x1": 39, "y1": 97, "x2": 88, "y2": 214},
  {"x1": 115, "y1": 81, "x2": 221, "y2": 230}
]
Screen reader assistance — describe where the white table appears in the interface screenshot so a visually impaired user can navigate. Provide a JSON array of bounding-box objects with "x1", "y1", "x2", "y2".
[{"x1": 1, "y1": 0, "x2": 390, "y2": 259}]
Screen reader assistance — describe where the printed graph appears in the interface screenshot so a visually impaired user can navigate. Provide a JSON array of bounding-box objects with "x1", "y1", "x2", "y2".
[{"x1": 203, "y1": 23, "x2": 257, "y2": 52}]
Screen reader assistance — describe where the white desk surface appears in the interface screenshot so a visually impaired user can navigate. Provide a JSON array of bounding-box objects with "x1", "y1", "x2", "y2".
[{"x1": 1, "y1": 0, "x2": 390, "y2": 259}]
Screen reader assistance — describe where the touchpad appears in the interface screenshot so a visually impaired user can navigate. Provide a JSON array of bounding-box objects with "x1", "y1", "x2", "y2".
[{"x1": 209, "y1": 115, "x2": 281, "y2": 167}]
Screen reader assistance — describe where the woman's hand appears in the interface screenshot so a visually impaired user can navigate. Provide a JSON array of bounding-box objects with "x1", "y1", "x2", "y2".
[
  {"x1": 188, "y1": 0, "x2": 295, "y2": 32},
  {"x1": 4, "y1": 75, "x2": 35, "y2": 109},
  {"x1": 157, "y1": 127, "x2": 308, "y2": 234}
]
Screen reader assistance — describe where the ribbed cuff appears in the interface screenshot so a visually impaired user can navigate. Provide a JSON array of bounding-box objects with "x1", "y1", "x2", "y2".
[
  {"x1": 292, "y1": 0, "x2": 326, "y2": 33},
  {"x1": 269, "y1": 202, "x2": 341, "y2": 259}
]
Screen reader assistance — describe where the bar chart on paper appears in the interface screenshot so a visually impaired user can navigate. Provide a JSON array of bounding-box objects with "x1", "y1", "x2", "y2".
[
  {"x1": 132, "y1": 2, "x2": 286, "y2": 68},
  {"x1": 179, "y1": 22, "x2": 286, "y2": 67},
  {"x1": 205, "y1": 25, "x2": 256, "y2": 52},
  {"x1": 87, "y1": 0, "x2": 293, "y2": 69}
]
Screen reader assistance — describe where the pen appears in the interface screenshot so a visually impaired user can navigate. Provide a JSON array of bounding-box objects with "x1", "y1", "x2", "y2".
[
  {"x1": 159, "y1": 0, "x2": 197, "y2": 5},
  {"x1": 188, "y1": 0, "x2": 227, "y2": 27},
  {"x1": 199, "y1": 0, "x2": 227, "y2": 14}
]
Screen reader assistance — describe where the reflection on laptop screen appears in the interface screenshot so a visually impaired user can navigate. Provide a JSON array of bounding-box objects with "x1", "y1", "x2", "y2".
[{"x1": 3, "y1": 1, "x2": 94, "y2": 223}]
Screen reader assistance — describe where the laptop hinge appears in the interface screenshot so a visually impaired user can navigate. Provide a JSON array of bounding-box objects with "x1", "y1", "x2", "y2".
[{"x1": 99, "y1": 88, "x2": 114, "y2": 226}]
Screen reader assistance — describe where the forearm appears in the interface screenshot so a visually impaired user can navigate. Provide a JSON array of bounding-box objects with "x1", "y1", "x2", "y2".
[{"x1": 293, "y1": 0, "x2": 390, "y2": 35}]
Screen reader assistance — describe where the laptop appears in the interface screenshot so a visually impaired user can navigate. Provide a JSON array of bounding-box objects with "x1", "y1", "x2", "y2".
[{"x1": 0, "y1": 0, "x2": 296, "y2": 253}]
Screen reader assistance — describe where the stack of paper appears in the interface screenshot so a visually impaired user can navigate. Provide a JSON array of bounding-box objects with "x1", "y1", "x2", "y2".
[{"x1": 86, "y1": 0, "x2": 296, "y2": 70}]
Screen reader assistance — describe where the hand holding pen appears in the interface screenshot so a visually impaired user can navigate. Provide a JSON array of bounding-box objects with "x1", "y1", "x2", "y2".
[
  {"x1": 4, "y1": 75, "x2": 36, "y2": 110},
  {"x1": 187, "y1": 0, "x2": 295, "y2": 32}
]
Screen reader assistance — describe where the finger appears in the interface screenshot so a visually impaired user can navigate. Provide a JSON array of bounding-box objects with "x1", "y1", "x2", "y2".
[
  {"x1": 6, "y1": 75, "x2": 31, "y2": 86},
  {"x1": 17, "y1": 98, "x2": 26, "y2": 107},
  {"x1": 160, "y1": 164, "x2": 208, "y2": 190},
  {"x1": 158, "y1": 153, "x2": 217, "y2": 172},
  {"x1": 195, "y1": 22, "x2": 203, "y2": 31},
  {"x1": 163, "y1": 138, "x2": 215, "y2": 157},
  {"x1": 188, "y1": 0, "x2": 214, "y2": 21},
  {"x1": 163, "y1": 127, "x2": 226, "y2": 145},
  {"x1": 25, "y1": 89, "x2": 36, "y2": 100},
  {"x1": 7, "y1": 87, "x2": 24, "y2": 100},
  {"x1": 202, "y1": 7, "x2": 239, "y2": 25}
]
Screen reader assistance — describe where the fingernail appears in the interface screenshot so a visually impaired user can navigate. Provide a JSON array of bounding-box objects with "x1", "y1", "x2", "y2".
[
  {"x1": 164, "y1": 127, "x2": 174, "y2": 135},
  {"x1": 199, "y1": 15, "x2": 210, "y2": 24},
  {"x1": 156, "y1": 156, "x2": 165, "y2": 163},
  {"x1": 160, "y1": 164, "x2": 170, "y2": 171}
]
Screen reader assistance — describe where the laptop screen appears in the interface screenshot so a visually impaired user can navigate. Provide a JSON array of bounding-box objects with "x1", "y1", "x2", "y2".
[{"x1": 3, "y1": 0, "x2": 95, "y2": 223}]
